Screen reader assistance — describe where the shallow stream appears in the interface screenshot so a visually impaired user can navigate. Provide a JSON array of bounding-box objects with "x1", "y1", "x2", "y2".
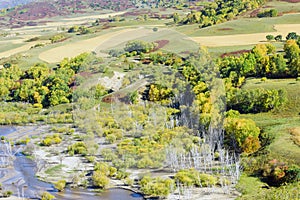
[{"x1": 0, "y1": 126, "x2": 144, "y2": 200}]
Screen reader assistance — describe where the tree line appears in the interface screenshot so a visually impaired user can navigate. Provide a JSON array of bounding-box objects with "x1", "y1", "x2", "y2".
[{"x1": 175, "y1": 0, "x2": 265, "y2": 28}]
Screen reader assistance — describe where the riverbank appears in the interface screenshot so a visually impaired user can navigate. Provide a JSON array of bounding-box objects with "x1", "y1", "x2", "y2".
[{"x1": 0, "y1": 125, "x2": 241, "y2": 200}]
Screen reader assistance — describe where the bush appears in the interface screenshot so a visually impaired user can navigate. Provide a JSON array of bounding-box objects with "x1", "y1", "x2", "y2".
[
  {"x1": 261, "y1": 159, "x2": 300, "y2": 186},
  {"x1": 67, "y1": 142, "x2": 88, "y2": 156},
  {"x1": 41, "y1": 134, "x2": 62, "y2": 146},
  {"x1": 124, "y1": 40, "x2": 157, "y2": 54},
  {"x1": 174, "y1": 169, "x2": 218, "y2": 187},
  {"x1": 54, "y1": 179, "x2": 66, "y2": 191},
  {"x1": 140, "y1": 176, "x2": 174, "y2": 197},
  {"x1": 266, "y1": 35, "x2": 274, "y2": 41},
  {"x1": 261, "y1": 77, "x2": 267, "y2": 82},
  {"x1": 3, "y1": 191, "x2": 12, "y2": 197},
  {"x1": 257, "y1": 9, "x2": 278, "y2": 18},
  {"x1": 41, "y1": 191, "x2": 55, "y2": 200},
  {"x1": 92, "y1": 170, "x2": 109, "y2": 188}
]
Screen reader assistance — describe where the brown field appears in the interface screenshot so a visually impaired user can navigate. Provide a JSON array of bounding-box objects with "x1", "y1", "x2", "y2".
[{"x1": 191, "y1": 23, "x2": 300, "y2": 47}]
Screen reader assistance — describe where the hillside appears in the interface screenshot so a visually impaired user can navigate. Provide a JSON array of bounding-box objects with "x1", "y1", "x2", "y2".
[
  {"x1": 0, "y1": 0, "x2": 201, "y2": 28},
  {"x1": 0, "y1": 0, "x2": 299, "y2": 199},
  {"x1": 0, "y1": 0, "x2": 35, "y2": 9}
]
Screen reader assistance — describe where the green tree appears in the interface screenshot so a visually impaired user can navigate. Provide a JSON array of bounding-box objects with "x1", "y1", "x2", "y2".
[
  {"x1": 286, "y1": 32, "x2": 299, "y2": 40},
  {"x1": 225, "y1": 117, "x2": 260, "y2": 153},
  {"x1": 275, "y1": 34, "x2": 282, "y2": 41},
  {"x1": 266, "y1": 35, "x2": 274, "y2": 41},
  {"x1": 173, "y1": 12, "x2": 180, "y2": 23},
  {"x1": 284, "y1": 40, "x2": 300, "y2": 76}
]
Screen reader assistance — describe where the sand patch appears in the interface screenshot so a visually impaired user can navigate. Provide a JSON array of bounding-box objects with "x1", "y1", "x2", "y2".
[
  {"x1": 98, "y1": 71, "x2": 126, "y2": 91},
  {"x1": 274, "y1": 24, "x2": 300, "y2": 35},
  {"x1": 191, "y1": 24, "x2": 300, "y2": 47}
]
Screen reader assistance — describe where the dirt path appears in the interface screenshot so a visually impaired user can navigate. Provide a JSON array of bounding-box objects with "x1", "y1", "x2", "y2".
[{"x1": 191, "y1": 24, "x2": 300, "y2": 47}]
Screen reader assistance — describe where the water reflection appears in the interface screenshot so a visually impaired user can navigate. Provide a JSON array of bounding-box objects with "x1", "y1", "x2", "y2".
[
  {"x1": 56, "y1": 188, "x2": 144, "y2": 200},
  {"x1": 0, "y1": 126, "x2": 16, "y2": 136}
]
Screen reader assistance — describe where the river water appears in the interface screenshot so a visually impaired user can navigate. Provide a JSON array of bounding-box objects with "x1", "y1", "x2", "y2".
[
  {"x1": 0, "y1": 126, "x2": 16, "y2": 136},
  {"x1": 0, "y1": 126, "x2": 144, "y2": 200}
]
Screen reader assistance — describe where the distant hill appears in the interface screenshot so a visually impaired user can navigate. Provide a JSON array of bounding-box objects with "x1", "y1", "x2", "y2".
[
  {"x1": 0, "y1": 0, "x2": 35, "y2": 9},
  {"x1": 0, "y1": 0, "x2": 194, "y2": 28}
]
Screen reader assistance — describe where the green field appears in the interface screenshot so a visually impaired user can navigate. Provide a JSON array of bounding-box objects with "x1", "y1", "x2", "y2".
[
  {"x1": 0, "y1": 42, "x2": 23, "y2": 53},
  {"x1": 241, "y1": 78, "x2": 300, "y2": 164},
  {"x1": 266, "y1": 1, "x2": 300, "y2": 13},
  {"x1": 176, "y1": 13, "x2": 300, "y2": 37}
]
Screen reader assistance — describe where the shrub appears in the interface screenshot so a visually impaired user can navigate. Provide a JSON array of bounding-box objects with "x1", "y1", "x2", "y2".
[
  {"x1": 41, "y1": 134, "x2": 62, "y2": 146},
  {"x1": 67, "y1": 142, "x2": 87, "y2": 155},
  {"x1": 124, "y1": 40, "x2": 157, "y2": 54},
  {"x1": 275, "y1": 35, "x2": 282, "y2": 41},
  {"x1": 92, "y1": 170, "x2": 109, "y2": 188},
  {"x1": 266, "y1": 35, "x2": 274, "y2": 41},
  {"x1": 261, "y1": 159, "x2": 296, "y2": 186},
  {"x1": 140, "y1": 176, "x2": 174, "y2": 197},
  {"x1": 125, "y1": 177, "x2": 134, "y2": 186},
  {"x1": 261, "y1": 77, "x2": 267, "y2": 82},
  {"x1": 174, "y1": 169, "x2": 218, "y2": 187},
  {"x1": 41, "y1": 191, "x2": 55, "y2": 200},
  {"x1": 3, "y1": 191, "x2": 12, "y2": 197},
  {"x1": 257, "y1": 9, "x2": 278, "y2": 18},
  {"x1": 54, "y1": 179, "x2": 66, "y2": 191}
]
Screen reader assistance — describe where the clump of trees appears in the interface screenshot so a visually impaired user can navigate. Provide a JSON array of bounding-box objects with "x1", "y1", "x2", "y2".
[
  {"x1": 257, "y1": 9, "x2": 278, "y2": 18},
  {"x1": 0, "y1": 52, "x2": 101, "y2": 108},
  {"x1": 124, "y1": 40, "x2": 157, "y2": 55},
  {"x1": 218, "y1": 40, "x2": 300, "y2": 80},
  {"x1": 227, "y1": 88, "x2": 286, "y2": 113},
  {"x1": 68, "y1": 25, "x2": 92, "y2": 35},
  {"x1": 178, "y1": 0, "x2": 265, "y2": 28},
  {"x1": 50, "y1": 34, "x2": 67, "y2": 43}
]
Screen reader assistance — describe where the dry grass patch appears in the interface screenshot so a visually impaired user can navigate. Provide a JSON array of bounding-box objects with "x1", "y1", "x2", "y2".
[
  {"x1": 191, "y1": 23, "x2": 300, "y2": 47},
  {"x1": 39, "y1": 29, "x2": 133, "y2": 63},
  {"x1": 289, "y1": 127, "x2": 300, "y2": 146}
]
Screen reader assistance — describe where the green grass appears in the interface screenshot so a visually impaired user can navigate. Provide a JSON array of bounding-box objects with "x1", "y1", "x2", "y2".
[
  {"x1": 241, "y1": 78, "x2": 300, "y2": 165},
  {"x1": 111, "y1": 19, "x2": 170, "y2": 27},
  {"x1": 138, "y1": 29, "x2": 200, "y2": 55},
  {"x1": 236, "y1": 174, "x2": 266, "y2": 199},
  {"x1": 208, "y1": 42, "x2": 284, "y2": 57},
  {"x1": 236, "y1": 174, "x2": 300, "y2": 200},
  {"x1": 0, "y1": 43, "x2": 24, "y2": 53},
  {"x1": 176, "y1": 13, "x2": 300, "y2": 36},
  {"x1": 242, "y1": 78, "x2": 300, "y2": 116},
  {"x1": 45, "y1": 164, "x2": 65, "y2": 176},
  {"x1": 265, "y1": 1, "x2": 300, "y2": 13}
]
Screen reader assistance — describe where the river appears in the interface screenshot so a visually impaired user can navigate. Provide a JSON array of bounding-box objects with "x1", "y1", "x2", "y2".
[{"x1": 0, "y1": 126, "x2": 144, "y2": 200}]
